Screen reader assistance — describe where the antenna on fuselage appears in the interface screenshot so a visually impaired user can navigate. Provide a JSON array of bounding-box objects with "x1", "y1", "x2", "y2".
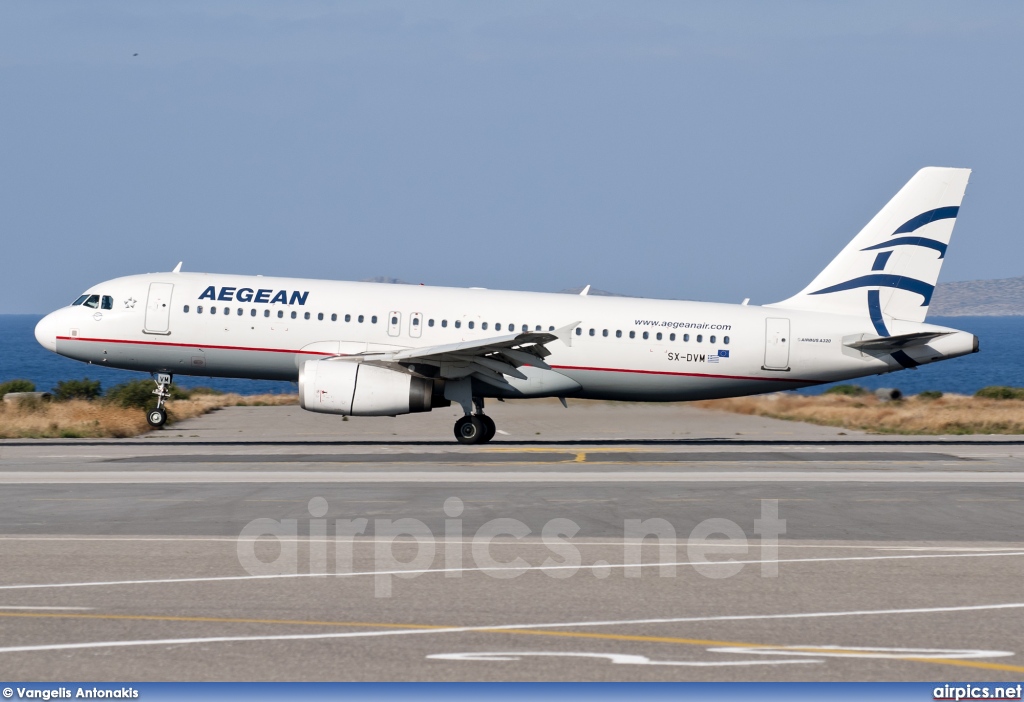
[{"x1": 172, "y1": 262, "x2": 183, "y2": 273}]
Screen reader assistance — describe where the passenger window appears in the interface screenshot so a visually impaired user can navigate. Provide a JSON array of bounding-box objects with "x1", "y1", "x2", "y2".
[
  {"x1": 548, "y1": 326, "x2": 555, "y2": 331},
  {"x1": 602, "y1": 329, "x2": 608, "y2": 337},
  {"x1": 413, "y1": 317, "x2": 420, "y2": 326},
  {"x1": 589, "y1": 329, "x2": 595, "y2": 336},
  {"x1": 643, "y1": 331, "x2": 649, "y2": 340},
  {"x1": 496, "y1": 323, "x2": 502, "y2": 331},
  {"x1": 710, "y1": 335, "x2": 716, "y2": 344},
  {"x1": 616, "y1": 330, "x2": 622, "y2": 338},
  {"x1": 697, "y1": 334, "x2": 703, "y2": 342},
  {"x1": 481, "y1": 322, "x2": 487, "y2": 330},
  {"x1": 428, "y1": 319, "x2": 434, "y2": 327},
  {"x1": 101, "y1": 296, "x2": 113, "y2": 310},
  {"x1": 468, "y1": 321, "x2": 475, "y2": 330},
  {"x1": 683, "y1": 333, "x2": 689, "y2": 342},
  {"x1": 575, "y1": 327, "x2": 582, "y2": 336},
  {"x1": 302, "y1": 312, "x2": 309, "y2": 320},
  {"x1": 391, "y1": 316, "x2": 398, "y2": 325},
  {"x1": 278, "y1": 311, "x2": 284, "y2": 319},
  {"x1": 290, "y1": 311, "x2": 297, "y2": 319},
  {"x1": 656, "y1": 332, "x2": 663, "y2": 341},
  {"x1": 82, "y1": 295, "x2": 100, "y2": 309},
  {"x1": 211, "y1": 307, "x2": 217, "y2": 315},
  {"x1": 455, "y1": 320, "x2": 462, "y2": 329},
  {"x1": 251, "y1": 309, "x2": 257, "y2": 317},
  {"x1": 724, "y1": 336, "x2": 730, "y2": 344},
  {"x1": 264, "y1": 309, "x2": 270, "y2": 318},
  {"x1": 670, "y1": 333, "x2": 676, "y2": 341},
  {"x1": 318, "y1": 313, "x2": 323, "y2": 321},
  {"x1": 183, "y1": 305, "x2": 190, "y2": 313},
  {"x1": 344, "y1": 314, "x2": 351, "y2": 322},
  {"x1": 197, "y1": 306, "x2": 204, "y2": 314},
  {"x1": 371, "y1": 316, "x2": 377, "y2": 324},
  {"x1": 629, "y1": 331, "x2": 635, "y2": 339},
  {"x1": 358, "y1": 315, "x2": 364, "y2": 323},
  {"x1": 237, "y1": 308, "x2": 243, "y2": 316},
  {"x1": 441, "y1": 320, "x2": 448, "y2": 328},
  {"x1": 331, "y1": 313, "x2": 337, "y2": 322},
  {"x1": 72, "y1": 295, "x2": 89, "y2": 306}
]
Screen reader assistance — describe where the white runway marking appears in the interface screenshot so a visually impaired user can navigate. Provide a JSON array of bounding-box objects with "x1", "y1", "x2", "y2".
[
  {"x1": 0, "y1": 602, "x2": 1022, "y2": 657},
  {"x1": 427, "y1": 651, "x2": 820, "y2": 667},
  {"x1": 0, "y1": 535, "x2": 1016, "y2": 551},
  {"x1": 3, "y1": 470, "x2": 1024, "y2": 483},
  {"x1": 707, "y1": 645, "x2": 1014, "y2": 660},
  {"x1": 0, "y1": 606, "x2": 92, "y2": 611},
  {"x1": 1, "y1": 550, "x2": 1022, "y2": 590}
]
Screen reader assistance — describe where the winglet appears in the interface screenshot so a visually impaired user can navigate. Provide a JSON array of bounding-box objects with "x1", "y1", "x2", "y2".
[
  {"x1": 579, "y1": 285, "x2": 590, "y2": 296},
  {"x1": 172, "y1": 262, "x2": 183, "y2": 273},
  {"x1": 553, "y1": 320, "x2": 580, "y2": 348}
]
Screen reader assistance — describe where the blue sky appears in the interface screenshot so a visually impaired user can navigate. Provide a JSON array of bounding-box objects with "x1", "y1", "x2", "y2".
[{"x1": 2, "y1": 1, "x2": 1023, "y2": 313}]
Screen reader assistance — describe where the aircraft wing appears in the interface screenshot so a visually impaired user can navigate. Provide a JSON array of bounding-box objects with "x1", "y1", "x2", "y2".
[
  {"x1": 845, "y1": 330, "x2": 953, "y2": 352},
  {"x1": 361, "y1": 321, "x2": 579, "y2": 388}
]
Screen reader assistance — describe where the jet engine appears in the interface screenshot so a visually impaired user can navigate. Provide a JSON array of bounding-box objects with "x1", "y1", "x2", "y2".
[{"x1": 299, "y1": 359, "x2": 436, "y2": 416}]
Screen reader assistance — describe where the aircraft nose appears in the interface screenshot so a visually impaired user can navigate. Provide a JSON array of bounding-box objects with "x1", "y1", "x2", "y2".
[{"x1": 34, "y1": 313, "x2": 59, "y2": 353}]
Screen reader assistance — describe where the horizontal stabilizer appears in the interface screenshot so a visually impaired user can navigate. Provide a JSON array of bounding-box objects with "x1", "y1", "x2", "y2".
[{"x1": 845, "y1": 330, "x2": 952, "y2": 352}]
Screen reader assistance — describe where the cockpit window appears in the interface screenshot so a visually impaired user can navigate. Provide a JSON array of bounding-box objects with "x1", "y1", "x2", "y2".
[
  {"x1": 72, "y1": 295, "x2": 90, "y2": 306},
  {"x1": 101, "y1": 296, "x2": 113, "y2": 310},
  {"x1": 82, "y1": 295, "x2": 100, "y2": 309}
]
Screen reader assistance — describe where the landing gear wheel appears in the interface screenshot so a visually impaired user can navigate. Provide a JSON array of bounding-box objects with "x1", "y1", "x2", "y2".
[
  {"x1": 454, "y1": 415, "x2": 485, "y2": 444},
  {"x1": 478, "y1": 414, "x2": 496, "y2": 443},
  {"x1": 147, "y1": 407, "x2": 167, "y2": 428}
]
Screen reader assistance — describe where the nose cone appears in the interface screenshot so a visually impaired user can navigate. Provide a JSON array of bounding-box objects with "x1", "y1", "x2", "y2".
[{"x1": 34, "y1": 313, "x2": 59, "y2": 353}]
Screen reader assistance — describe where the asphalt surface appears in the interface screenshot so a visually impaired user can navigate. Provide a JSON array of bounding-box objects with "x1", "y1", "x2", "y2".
[{"x1": 0, "y1": 402, "x2": 1023, "y2": 682}]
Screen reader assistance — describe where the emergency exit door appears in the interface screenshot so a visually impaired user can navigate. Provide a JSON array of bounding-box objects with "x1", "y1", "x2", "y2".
[
  {"x1": 388, "y1": 311, "x2": 402, "y2": 337},
  {"x1": 144, "y1": 283, "x2": 174, "y2": 334},
  {"x1": 763, "y1": 317, "x2": 791, "y2": 371}
]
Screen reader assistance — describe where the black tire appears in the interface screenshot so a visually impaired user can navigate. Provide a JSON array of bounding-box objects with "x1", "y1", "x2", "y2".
[
  {"x1": 478, "y1": 414, "x2": 496, "y2": 443},
  {"x1": 454, "y1": 415, "x2": 484, "y2": 444},
  {"x1": 147, "y1": 407, "x2": 167, "y2": 428}
]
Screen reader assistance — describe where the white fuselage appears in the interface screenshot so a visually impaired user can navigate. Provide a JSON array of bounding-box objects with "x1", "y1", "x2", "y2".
[{"x1": 35, "y1": 271, "x2": 977, "y2": 402}]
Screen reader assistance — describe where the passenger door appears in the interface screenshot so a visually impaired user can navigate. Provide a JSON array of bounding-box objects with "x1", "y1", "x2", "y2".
[
  {"x1": 144, "y1": 283, "x2": 174, "y2": 334},
  {"x1": 387, "y1": 311, "x2": 402, "y2": 337},
  {"x1": 763, "y1": 317, "x2": 791, "y2": 371},
  {"x1": 409, "y1": 312, "x2": 423, "y2": 338}
]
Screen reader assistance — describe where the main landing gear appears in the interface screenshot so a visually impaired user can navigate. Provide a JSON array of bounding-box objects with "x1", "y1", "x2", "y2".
[
  {"x1": 146, "y1": 373, "x2": 173, "y2": 428},
  {"x1": 453, "y1": 396, "x2": 497, "y2": 445}
]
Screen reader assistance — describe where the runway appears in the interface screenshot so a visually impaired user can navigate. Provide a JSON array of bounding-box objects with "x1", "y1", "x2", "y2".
[{"x1": 0, "y1": 402, "x2": 1022, "y2": 681}]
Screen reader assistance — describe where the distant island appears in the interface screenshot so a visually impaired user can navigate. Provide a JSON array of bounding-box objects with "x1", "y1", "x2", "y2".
[
  {"x1": 930, "y1": 276, "x2": 1024, "y2": 316},
  {"x1": 363, "y1": 275, "x2": 1024, "y2": 316}
]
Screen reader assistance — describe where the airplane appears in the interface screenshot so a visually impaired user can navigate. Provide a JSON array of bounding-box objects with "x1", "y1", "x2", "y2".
[{"x1": 34, "y1": 167, "x2": 977, "y2": 444}]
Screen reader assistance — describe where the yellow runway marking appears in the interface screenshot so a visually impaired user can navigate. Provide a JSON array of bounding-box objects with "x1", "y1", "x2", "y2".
[{"x1": 0, "y1": 610, "x2": 1021, "y2": 674}]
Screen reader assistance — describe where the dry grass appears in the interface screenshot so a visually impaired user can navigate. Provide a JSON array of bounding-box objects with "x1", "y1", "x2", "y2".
[
  {"x1": 0, "y1": 393, "x2": 297, "y2": 439},
  {"x1": 695, "y1": 393, "x2": 1024, "y2": 435}
]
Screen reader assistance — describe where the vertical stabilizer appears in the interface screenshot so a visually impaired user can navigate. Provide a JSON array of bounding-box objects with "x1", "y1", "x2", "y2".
[{"x1": 769, "y1": 167, "x2": 970, "y2": 333}]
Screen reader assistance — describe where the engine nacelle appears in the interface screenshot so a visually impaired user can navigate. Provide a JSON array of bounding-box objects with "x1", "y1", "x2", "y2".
[{"x1": 299, "y1": 359, "x2": 434, "y2": 416}]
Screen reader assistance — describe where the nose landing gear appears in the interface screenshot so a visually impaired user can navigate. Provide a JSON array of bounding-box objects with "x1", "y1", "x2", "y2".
[
  {"x1": 453, "y1": 396, "x2": 497, "y2": 444},
  {"x1": 146, "y1": 373, "x2": 173, "y2": 428}
]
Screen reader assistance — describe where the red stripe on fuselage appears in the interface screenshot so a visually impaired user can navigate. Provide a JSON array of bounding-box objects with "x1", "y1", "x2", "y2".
[
  {"x1": 549, "y1": 364, "x2": 820, "y2": 384},
  {"x1": 56, "y1": 337, "x2": 822, "y2": 384},
  {"x1": 56, "y1": 336, "x2": 335, "y2": 356}
]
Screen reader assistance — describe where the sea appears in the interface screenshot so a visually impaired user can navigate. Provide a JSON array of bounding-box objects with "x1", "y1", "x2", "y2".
[{"x1": 1, "y1": 314, "x2": 1020, "y2": 397}]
